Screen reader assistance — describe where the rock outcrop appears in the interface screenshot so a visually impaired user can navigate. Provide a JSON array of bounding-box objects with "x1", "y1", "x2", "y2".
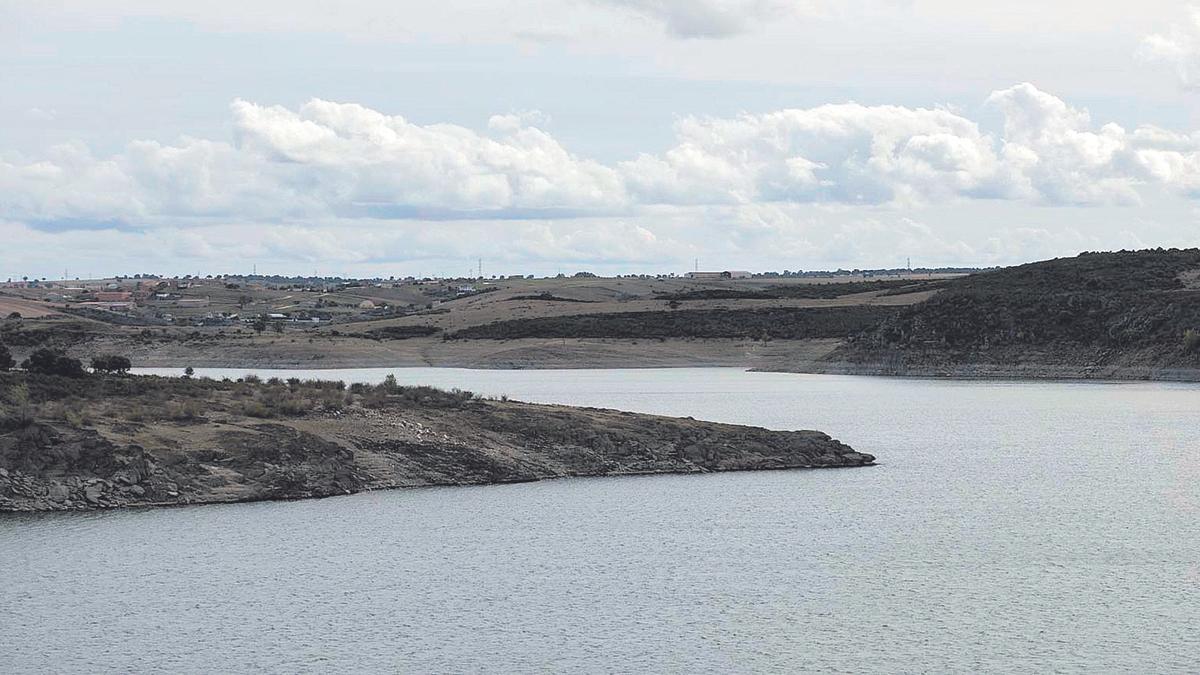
[{"x1": 0, "y1": 377, "x2": 872, "y2": 512}]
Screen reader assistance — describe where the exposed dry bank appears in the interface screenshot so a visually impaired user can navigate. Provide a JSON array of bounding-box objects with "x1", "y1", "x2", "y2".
[{"x1": 0, "y1": 372, "x2": 873, "y2": 512}]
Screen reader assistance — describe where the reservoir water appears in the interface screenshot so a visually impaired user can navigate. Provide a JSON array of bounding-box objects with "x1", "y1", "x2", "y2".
[{"x1": 4, "y1": 368, "x2": 1199, "y2": 672}]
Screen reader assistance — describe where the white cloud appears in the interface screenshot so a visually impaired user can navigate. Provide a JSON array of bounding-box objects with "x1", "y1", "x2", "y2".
[
  {"x1": 230, "y1": 99, "x2": 625, "y2": 215},
  {"x1": 621, "y1": 101, "x2": 1009, "y2": 206},
  {"x1": 0, "y1": 100, "x2": 627, "y2": 225},
  {"x1": 986, "y1": 83, "x2": 1142, "y2": 205},
  {"x1": 625, "y1": 82, "x2": 1200, "y2": 208},
  {"x1": 1139, "y1": 6, "x2": 1200, "y2": 88},
  {"x1": 7, "y1": 84, "x2": 1200, "y2": 233}
]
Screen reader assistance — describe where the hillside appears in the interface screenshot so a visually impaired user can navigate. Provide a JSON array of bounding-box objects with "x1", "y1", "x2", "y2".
[
  {"x1": 450, "y1": 306, "x2": 898, "y2": 341},
  {"x1": 0, "y1": 273, "x2": 941, "y2": 370},
  {"x1": 0, "y1": 372, "x2": 873, "y2": 511},
  {"x1": 826, "y1": 249, "x2": 1200, "y2": 378}
]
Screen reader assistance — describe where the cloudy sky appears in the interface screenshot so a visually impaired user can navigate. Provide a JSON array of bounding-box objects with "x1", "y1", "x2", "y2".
[{"x1": 4, "y1": 1, "x2": 1200, "y2": 279}]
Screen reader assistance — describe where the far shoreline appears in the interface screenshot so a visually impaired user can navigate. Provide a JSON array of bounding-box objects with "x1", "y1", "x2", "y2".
[
  {"x1": 130, "y1": 357, "x2": 1200, "y2": 386},
  {"x1": 88, "y1": 334, "x2": 1200, "y2": 383}
]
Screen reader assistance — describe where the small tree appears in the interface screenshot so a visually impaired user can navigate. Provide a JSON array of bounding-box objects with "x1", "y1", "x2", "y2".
[
  {"x1": 1, "y1": 383, "x2": 35, "y2": 429},
  {"x1": 0, "y1": 342, "x2": 14, "y2": 371},
  {"x1": 382, "y1": 373, "x2": 399, "y2": 392},
  {"x1": 184, "y1": 366, "x2": 195, "y2": 378},
  {"x1": 252, "y1": 314, "x2": 267, "y2": 334}
]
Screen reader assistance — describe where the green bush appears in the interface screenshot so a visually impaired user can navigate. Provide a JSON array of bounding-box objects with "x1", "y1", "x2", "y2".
[{"x1": 0, "y1": 342, "x2": 13, "y2": 371}]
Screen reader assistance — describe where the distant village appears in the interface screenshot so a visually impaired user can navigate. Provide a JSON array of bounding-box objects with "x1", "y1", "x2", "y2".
[{"x1": 0, "y1": 274, "x2": 501, "y2": 328}]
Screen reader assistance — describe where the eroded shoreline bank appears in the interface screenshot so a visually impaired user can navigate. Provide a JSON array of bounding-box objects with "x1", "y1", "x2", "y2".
[{"x1": 110, "y1": 335, "x2": 1200, "y2": 383}]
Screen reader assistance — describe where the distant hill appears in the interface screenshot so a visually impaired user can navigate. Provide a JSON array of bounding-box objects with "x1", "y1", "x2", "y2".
[{"x1": 833, "y1": 249, "x2": 1200, "y2": 376}]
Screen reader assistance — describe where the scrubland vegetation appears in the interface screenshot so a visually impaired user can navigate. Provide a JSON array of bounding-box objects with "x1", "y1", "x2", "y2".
[
  {"x1": 451, "y1": 306, "x2": 898, "y2": 340},
  {"x1": 847, "y1": 250, "x2": 1200, "y2": 353},
  {"x1": 833, "y1": 249, "x2": 1200, "y2": 374},
  {"x1": 656, "y1": 279, "x2": 932, "y2": 302},
  {"x1": 0, "y1": 366, "x2": 489, "y2": 431}
]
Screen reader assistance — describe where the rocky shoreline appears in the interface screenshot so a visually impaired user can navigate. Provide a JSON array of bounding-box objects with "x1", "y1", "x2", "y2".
[
  {"x1": 767, "y1": 358, "x2": 1200, "y2": 382},
  {"x1": 0, "y1": 373, "x2": 873, "y2": 512}
]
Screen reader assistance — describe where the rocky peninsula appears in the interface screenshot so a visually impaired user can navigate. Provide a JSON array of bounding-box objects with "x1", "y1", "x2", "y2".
[{"x1": 0, "y1": 371, "x2": 873, "y2": 512}]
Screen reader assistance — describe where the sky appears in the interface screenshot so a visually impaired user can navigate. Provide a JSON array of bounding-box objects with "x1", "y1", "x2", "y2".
[{"x1": 4, "y1": 1, "x2": 1200, "y2": 279}]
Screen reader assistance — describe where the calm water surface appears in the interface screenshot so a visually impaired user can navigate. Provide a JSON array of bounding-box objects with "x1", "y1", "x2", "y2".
[{"x1": 4, "y1": 368, "x2": 1200, "y2": 673}]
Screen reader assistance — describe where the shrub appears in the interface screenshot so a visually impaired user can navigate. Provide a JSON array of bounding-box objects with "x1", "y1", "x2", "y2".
[
  {"x1": 240, "y1": 401, "x2": 273, "y2": 418},
  {"x1": 0, "y1": 382, "x2": 35, "y2": 429},
  {"x1": 1185, "y1": 329, "x2": 1200, "y2": 353},
  {"x1": 167, "y1": 401, "x2": 202, "y2": 421},
  {"x1": 0, "y1": 342, "x2": 13, "y2": 371},
  {"x1": 64, "y1": 406, "x2": 93, "y2": 427},
  {"x1": 317, "y1": 390, "x2": 348, "y2": 411},
  {"x1": 39, "y1": 398, "x2": 94, "y2": 427},
  {"x1": 22, "y1": 349, "x2": 86, "y2": 378}
]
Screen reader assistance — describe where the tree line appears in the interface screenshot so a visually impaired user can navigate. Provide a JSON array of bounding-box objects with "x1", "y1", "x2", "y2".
[{"x1": 0, "y1": 344, "x2": 131, "y2": 377}]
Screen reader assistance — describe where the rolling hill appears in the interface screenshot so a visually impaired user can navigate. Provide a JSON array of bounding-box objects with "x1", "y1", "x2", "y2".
[{"x1": 827, "y1": 249, "x2": 1200, "y2": 378}]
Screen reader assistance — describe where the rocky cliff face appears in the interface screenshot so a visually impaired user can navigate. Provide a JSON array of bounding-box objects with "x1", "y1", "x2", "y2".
[{"x1": 0, "y1": 378, "x2": 872, "y2": 512}]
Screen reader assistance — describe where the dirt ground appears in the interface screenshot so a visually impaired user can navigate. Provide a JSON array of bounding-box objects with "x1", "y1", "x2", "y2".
[{"x1": 0, "y1": 297, "x2": 62, "y2": 318}]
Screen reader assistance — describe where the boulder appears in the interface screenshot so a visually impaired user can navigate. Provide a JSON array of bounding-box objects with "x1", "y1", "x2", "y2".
[{"x1": 83, "y1": 484, "x2": 105, "y2": 504}]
